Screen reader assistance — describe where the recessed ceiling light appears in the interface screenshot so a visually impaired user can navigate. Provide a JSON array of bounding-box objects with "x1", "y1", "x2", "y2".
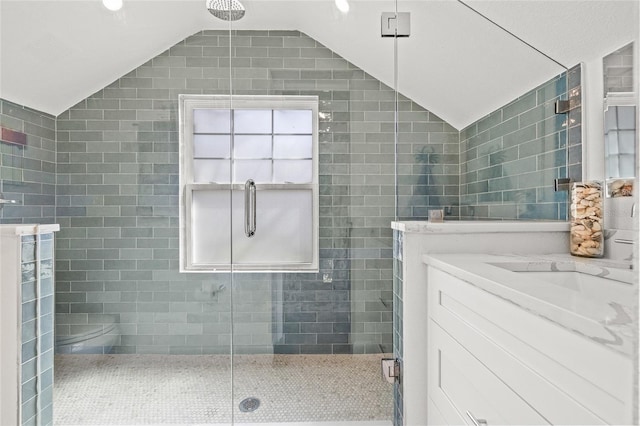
[
  {"x1": 103, "y1": 0, "x2": 123, "y2": 12},
  {"x1": 335, "y1": 0, "x2": 349, "y2": 14}
]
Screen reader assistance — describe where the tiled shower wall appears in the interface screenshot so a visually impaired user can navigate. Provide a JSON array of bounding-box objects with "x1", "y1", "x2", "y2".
[
  {"x1": 603, "y1": 42, "x2": 634, "y2": 93},
  {"x1": 3, "y1": 31, "x2": 578, "y2": 356},
  {"x1": 54, "y1": 30, "x2": 458, "y2": 355},
  {"x1": 459, "y1": 65, "x2": 582, "y2": 220},
  {"x1": 0, "y1": 99, "x2": 56, "y2": 224}
]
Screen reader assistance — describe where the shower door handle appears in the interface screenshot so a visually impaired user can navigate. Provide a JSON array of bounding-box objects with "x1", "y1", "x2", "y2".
[{"x1": 244, "y1": 179, "x2": 256, "y2": 237}]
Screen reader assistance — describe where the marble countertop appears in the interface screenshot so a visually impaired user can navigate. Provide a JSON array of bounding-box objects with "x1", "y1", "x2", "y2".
[
  {"x1": 392, "y1": 220, "x2": 570, "y2": 233},
  {"x1": 423, "y1": 252, "x2": 636, "y2": 357}
]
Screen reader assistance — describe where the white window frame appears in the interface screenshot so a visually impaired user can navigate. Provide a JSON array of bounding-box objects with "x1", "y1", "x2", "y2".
[{"x1": 178, "y1": 94, "x2": 319, "y2": 273}]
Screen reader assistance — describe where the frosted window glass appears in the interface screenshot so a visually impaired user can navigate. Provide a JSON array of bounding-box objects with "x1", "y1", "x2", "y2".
[
  {"x1": 234, "y1": 135, "x2": 272, "y2": 159},
  {"x1": 618, "y1": 106, "x2": 636, "y2": 130},
  {"x1": 234, "y1": 110, "x2": 272, "y2": 134},
  {"x1": 274, "y1": 110, "x2": 312, "y2": 134},
  {"x1": 235, "y1": 160, "x2": 272, "y2": 183},
  {"x1": 273, "y1": 136, "x2": 312, "y2": 159},
  {"x1": 273, "y1": 160, "x2": 312, "y2": 183},
  {"x1": 606, "y1": 157, "x2": 618, "y2": 178},
  {"x1": 192, "y1": 190, "x2": 231, "y2": 265},
  {"x1": 608, "y1": 132, "x2": 620, "y2": 154},
  {"x1": 619, "y1": 130, "x2": 636, "y2": 154},
  {"x1": 194, "y1": 109, "x2": 231, "y2": 133},
  {"x1": 193, "y1": 135, "x2": 231, "y2": 158},
  {"x1": 193, "y1": 159, "x2": 231, "y2": 183},
  {"x1": 620, "y1": 156, "x2": 635, "y2": 177},
  {"x1": 605, "y1": 108, "x2": 618, "y2": 132},
  {"x1": 231, "y1": 190, "x2": 313, "y2": 264}
]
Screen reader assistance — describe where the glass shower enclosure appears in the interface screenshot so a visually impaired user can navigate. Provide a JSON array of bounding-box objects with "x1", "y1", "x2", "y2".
[
  {"x1": 181, "y1": 0, "x2": 401, "y2": 424},
  {"x1": 0, "y1": 0, "x2": 582, "y2": 425}
]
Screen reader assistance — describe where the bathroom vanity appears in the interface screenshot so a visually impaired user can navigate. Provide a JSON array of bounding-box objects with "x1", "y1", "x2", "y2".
[
  {"x1": 391, "y1": 221, "x2": 636, "y2": 425},
  {"x1": 426, "y1": 253, "x2": 634, "y2": 425},
  {"x1": 0, "y1": 224, "x2": 59, "y2": 426}
]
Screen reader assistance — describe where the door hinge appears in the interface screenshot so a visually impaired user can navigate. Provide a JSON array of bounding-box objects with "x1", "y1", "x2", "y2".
[
  {"x1": 381, "y1": 12, "x2": 410, "y2": 37},
  {"x1": 381, "y1": 358, "x2": 401, "y2": 383}
]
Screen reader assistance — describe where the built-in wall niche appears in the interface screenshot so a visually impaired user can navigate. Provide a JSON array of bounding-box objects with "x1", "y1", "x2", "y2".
[{"x1": 603, "y1": 42, "x2": 636, "y2": 198}]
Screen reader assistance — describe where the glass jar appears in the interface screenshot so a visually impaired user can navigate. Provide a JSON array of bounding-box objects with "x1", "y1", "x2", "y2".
[{"x1": 570, "y1": 181, "x2": 604, "y2": 258}]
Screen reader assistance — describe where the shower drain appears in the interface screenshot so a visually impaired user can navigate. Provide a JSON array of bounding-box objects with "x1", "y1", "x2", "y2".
[{"x1": 239, "y1": 397, "x2": 261, "y2": 412}]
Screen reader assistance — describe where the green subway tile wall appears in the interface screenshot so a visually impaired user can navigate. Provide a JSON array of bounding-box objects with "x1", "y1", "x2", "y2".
[
  {"x1": 604, "y1": 43, "x2": 634, "y2": 93},
  {"x1": 459, "y1": 65, "x2": 582, "y2": 220},
  {"x1": 54, "y1": 30, "x2": 457, "y2": 355},
  {"x1": 0, "y1": 100, "x2": 56, "y2": 223}
]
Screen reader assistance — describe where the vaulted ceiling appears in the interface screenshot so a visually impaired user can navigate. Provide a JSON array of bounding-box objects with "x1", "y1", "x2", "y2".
[{"x1": 0, "y1": 0, "x2": 637, "y2": 129}]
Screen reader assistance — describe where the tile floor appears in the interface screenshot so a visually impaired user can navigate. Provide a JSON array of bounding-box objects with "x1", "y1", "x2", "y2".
[{"x1": 54, "y1": 354, "x2": 393, "y2": 425}]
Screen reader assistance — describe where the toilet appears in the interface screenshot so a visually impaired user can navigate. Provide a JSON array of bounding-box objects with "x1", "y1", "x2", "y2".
[{"x1": 55, "y1": 316, "x2": 120, "y2": 354}]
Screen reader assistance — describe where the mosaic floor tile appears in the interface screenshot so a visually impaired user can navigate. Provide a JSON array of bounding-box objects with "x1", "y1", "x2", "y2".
[{"x1": 54, "y1": 354, "x2": 393, "y2": 425}]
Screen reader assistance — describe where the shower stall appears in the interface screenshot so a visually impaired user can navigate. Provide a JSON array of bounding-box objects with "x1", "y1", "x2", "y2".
[
  {"x1": 52, "y1": 1, "x2": 420, "y2": 424},
  {"x1": 0, "y1": 0, "x2": 581, "y2": 425}
]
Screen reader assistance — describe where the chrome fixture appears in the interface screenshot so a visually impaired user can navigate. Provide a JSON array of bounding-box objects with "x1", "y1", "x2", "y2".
[
  {"x1": 554, "y1": 99, "x2": 571, "y2": 114},
  {"x1": 554, "y1": 177, "x2": 572, "y2": 192},
  {"x1": 381, "y1": 358, "x2": 401, "y2": 383},
  {"x1": 0, "y1": 194, "x2": 18, "y2": 208},
  {"x1": 207, "y1": 0, "x2": 245, "y2": 21},
  {"x1": 244, "y1": 179, "x2": 256, "y2": 238},
  {"x1": 381, "y1": 12, "x2": 410, "y2": 37},
  {"x1": 238, "y1": 397, "x2": 260, "y2": 412}
]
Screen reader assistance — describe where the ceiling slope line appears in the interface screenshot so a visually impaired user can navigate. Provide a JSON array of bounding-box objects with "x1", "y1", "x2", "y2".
[{"x1": 457, "y1": 0, "x2": 569, "y2": 71}]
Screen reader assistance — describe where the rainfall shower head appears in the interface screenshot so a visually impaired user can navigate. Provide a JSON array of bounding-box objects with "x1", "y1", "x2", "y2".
[{"x1": 207, "y1": 0, "x2": 246, "y2": 21}]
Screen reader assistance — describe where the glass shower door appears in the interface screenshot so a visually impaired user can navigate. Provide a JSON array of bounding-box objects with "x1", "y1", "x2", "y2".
[{"x1": 227, "y1": 0, "x2": 398, "y2": 424}]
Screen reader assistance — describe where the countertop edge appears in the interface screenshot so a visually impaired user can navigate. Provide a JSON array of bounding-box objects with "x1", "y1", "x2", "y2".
[
  {"x1": 0, "y1": 224, "x2": 60, "y2": 236},
  {"x1": 392, "y1": 220, "x2": 570, "y2": 234}
]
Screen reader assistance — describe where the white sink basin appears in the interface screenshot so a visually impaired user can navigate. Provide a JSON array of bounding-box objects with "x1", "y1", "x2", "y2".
[
  {"x1": 518, "y1": 270, "x2": 628, "y2": 290},
  {"x1": 488, "y1": 260, "x2": 634, "y2": 326}
]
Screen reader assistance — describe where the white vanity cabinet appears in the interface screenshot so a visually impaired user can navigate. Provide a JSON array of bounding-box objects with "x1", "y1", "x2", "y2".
[
  {"x1": 426, "y1": 266, "x2": 633, "y2": 426},
  {"x1": 0, "y1": 224, "x2": 59, "y2": 426}
]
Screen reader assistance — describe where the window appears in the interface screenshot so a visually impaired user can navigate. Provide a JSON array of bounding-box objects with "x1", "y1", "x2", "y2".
[
  {"x1": 604, "y1": 103, "x2": 636, "y2": 179},
  {"x1": 179, "y1": 95, "x2": 319, "y2": 272}
]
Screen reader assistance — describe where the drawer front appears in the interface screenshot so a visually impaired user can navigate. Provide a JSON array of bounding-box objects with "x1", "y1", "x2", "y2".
[
  {"x1": 428, "y1": 266, "x2": 624, "y2": 425},
  {"x1": 429, "y1": 321, "x2": 549, "y2": 425}
]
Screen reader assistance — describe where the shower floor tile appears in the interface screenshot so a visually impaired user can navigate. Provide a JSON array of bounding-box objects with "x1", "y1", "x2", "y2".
[{"x1": 54, "y1": 354, "x2": 393, "y2": 425}]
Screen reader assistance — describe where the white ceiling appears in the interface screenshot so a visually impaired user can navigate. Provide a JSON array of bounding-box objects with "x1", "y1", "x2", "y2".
[{"x1": 0, "y1": 0, "x2": 637, "y2": 129}]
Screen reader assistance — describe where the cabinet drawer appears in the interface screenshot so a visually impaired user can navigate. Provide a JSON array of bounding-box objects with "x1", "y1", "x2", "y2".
[
  {"x1": 429, "y1": 321, "x2": 549, "y2": 425},
  {"x1": 428, "y1": 266, "x2": 626, "y2": 425}
]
